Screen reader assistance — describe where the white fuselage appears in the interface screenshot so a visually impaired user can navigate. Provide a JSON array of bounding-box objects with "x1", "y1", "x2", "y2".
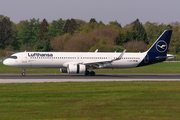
[{"x1": 3, "y1": 52, "x2": 147, "y2": 68}]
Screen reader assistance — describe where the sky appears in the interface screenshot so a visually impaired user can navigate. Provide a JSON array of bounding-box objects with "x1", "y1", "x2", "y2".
[{"x1": 0, "y1": 0, "x2": 180, "y2": 27}]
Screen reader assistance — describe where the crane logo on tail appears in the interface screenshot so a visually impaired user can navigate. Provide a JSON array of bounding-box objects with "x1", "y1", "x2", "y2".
[{"x1": 156, "y1": 40, "x2": 167, "y2": 53}]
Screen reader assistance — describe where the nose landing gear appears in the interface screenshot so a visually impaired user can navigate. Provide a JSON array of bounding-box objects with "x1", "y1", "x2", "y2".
[{"x1": 22, "y1": 68, "x2": 26, "y2": 76}]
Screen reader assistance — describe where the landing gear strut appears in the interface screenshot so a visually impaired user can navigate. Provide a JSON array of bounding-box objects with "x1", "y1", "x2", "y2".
[
  {"x1": 22, "y1": 68, "x2": 26, "y2": 76},
  {"x1": 84, "y1": 70, "x2": 95, "y2": 76}
]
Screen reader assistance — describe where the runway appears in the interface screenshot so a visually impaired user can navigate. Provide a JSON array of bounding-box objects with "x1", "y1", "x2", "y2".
[{"x1": 0, "y1": 74, "x2": 180, "y2": 83}]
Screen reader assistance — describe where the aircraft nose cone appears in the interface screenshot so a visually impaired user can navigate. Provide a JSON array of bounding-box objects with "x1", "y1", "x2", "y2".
[
  {"x1": 3, "y1": 59, "x2": 9, "y2": 66},
  {"x1": 3, "y1": 59, "x2": 7, "y2": 65}
]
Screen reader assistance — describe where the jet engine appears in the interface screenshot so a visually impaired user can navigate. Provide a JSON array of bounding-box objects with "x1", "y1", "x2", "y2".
[
  {"x1": 67, "y1": 64, "x2": 86, "y2": 74},
  {"x1": 60, "y1": 68, "x2": 68, "y2": 73}
]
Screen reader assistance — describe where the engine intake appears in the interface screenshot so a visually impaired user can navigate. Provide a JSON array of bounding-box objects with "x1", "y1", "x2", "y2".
[{"x1": 67, "y1": 64, "x2": 86, "y2": 74}]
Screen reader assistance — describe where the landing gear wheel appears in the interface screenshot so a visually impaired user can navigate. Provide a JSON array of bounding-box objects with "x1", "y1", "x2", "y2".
[
  {"x1": 22, "y1": 72, "x2": 25, "y2": 76},
  {"x1": 22, "y1": 68, "x2": 26, "y2": 76},
  {"x1": 90, "y1": 71, "x2": 95, "y2": 76},
  {"x1": 85, "y1": 71, "x2": 89, "y2": 76}
]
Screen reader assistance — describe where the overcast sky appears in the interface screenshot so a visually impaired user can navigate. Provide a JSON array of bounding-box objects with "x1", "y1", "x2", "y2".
[{"x1": 0, "y1": 0, "x2": 179, "y2": 26}]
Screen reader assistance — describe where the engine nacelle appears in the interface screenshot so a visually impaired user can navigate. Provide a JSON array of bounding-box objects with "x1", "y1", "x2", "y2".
[
  {"x1": 67, "y1": 64, "x2": 86, "y2": 74},
  {"x1": 60, "y1": 68, "x2": 68, "y2": 73}
]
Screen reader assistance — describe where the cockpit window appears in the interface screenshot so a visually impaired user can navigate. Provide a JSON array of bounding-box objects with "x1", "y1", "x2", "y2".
[{"x1": 10, "y1": 56, "x2": 17, "y2": 59}]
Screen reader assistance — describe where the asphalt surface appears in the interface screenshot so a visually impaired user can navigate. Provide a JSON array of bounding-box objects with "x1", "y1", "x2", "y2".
[
  {"x1": 0, "y1": 74, "x2": 180, "y2": 83},
  {"x1": 0, "y1": 74, "x2": 180, "y2": 79}
]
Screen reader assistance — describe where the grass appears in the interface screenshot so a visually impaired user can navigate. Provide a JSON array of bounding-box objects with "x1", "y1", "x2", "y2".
[
  {"x1": 0, "y1": 82, "x2": 180, "y2": 119},
  {"x1": 1, "y1": 62, "x2": 180, "y2": 119},
  {"x1": 1, "y1": 62, "x2": 180, "y2": 74},
  {"x1": 95, "y1": 62, "x2": 180, "y2": 74}
]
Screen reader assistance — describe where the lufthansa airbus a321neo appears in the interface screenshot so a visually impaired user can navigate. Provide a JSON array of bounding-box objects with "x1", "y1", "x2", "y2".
[{"x1": 3, "y1": 30, "x2": 174, "y2": 76}]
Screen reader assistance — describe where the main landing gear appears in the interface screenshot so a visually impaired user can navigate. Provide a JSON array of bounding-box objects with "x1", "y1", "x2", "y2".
[
  {"x1": 22, "y1": 68, "x2": 26, "y2": 76},
  {"x1": 85, "y1": 70, "x2": 95, "y2": 76}
]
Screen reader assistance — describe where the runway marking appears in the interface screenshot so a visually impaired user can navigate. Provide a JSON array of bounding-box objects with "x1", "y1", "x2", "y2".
[{"x1": 1, "y1": 79, "x2": 180, "y2": 83}]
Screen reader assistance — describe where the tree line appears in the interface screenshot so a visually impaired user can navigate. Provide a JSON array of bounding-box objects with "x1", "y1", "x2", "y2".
[{"x1": 0, "y1": 15, "x2": 180, "y2": 57}]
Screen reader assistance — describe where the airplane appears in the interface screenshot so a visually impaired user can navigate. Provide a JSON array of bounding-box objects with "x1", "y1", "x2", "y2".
[{"x1": 3, "y1": 30, "x2": 174, "y2": 76}]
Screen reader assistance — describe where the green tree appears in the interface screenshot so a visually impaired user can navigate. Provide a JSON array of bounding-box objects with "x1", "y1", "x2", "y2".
[
  {"x1": 115, "y1": 30, "x2": 127, "y2": 45},
  {"x1": 109, "y1": 20, "x2": 122, "y2": 28},
  {"x1": 116, "y1": 19, "x2": 147, "y2": 45},
  {"x1": 74, "y1": 19, "x2": 86, "y2": 32},
  {"x1": 144, "y1": 21, "x2": 159, "y2": 43},
  {"x1": 89, "y1": 38, "x2": 123, "y2": 52},
  {"x1": 125, "y1": 30, "x2": 137, "y2": 42},
  {"x1": 33, "y1": 40, "x2": 50, "y2": 51},
  {"x1": 97, "y1": 21, "x2": 105, "y2": 27},
  {"x1": 0, "y1": 17, "x2": 13, "y2": 49},
  {"x1": 10, "y1": 22, "x2": 20, "y2": 50},
  {"x1": 63, "y1": 19, "x2": 70, "y2": 34},
  {"x1": 90, "y1": 18, "x2": 97, "y2": 23},
  {"x1": 70, "y1": 19, "x2": 77, "y2": 34},
  {"x1": 80, "y1": 22, "x2": 98, "y2": 34},
  {"x1": 39, "y1": 19, "x2": 49, "y2": 40},
  {"x1": 144, "y1": 21, "x2": 172, "y2": 48},
  {"x1": 0, "y1": 15, "x2": 5, "y2": 22},
  {"x1": 17, "y1": 18, "x2": 40, "y2": 50},
  {"x1": 132, "y1": 19, "x2": 148, "y2": 43},
  {"x1": 48, "y1": 18, "x2": 64, "y2": 39},
  {"x1": 132, "y1": 18, "x2": 140, "y2": 25},
  {"x1": 63, "y1": 19, "x2": 77, "y2": 35},
  {"x1": 168, "y1": 22, "x2": 180, "y2": 54},
  {"x1": 115, "y1": 29, "x2": 137, "y2": 46}
]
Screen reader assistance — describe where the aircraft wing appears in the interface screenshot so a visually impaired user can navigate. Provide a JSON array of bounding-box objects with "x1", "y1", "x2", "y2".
[
  {"x1": 78, "y1": 49, "x2": 126, "y2": 68},
  {"x1": 80, "y1": 59, "x2": 112, "y2": 65}
]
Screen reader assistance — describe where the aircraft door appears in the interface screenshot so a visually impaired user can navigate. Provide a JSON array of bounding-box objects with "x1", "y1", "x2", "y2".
[
  {"x1": 22, "y1": 52, "x2": 32, "y2": 67},
  {"x1": 108, "y1": 55, "x2": 112, "y2": 60},
  {"x1": 22, "y1": 53, "x2": 27, "y2": 63}
]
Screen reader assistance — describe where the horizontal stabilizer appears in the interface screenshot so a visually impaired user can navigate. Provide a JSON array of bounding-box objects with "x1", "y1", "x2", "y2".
[{"x1": 156, "y1": 54, "x2": 175, "y2": 60}]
